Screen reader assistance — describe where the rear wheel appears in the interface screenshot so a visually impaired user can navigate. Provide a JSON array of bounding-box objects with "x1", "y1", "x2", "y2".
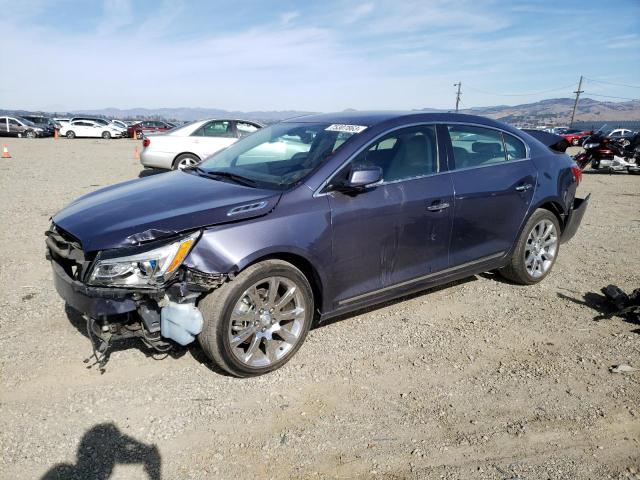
[
  {"x1": 572, "y1": 138, "x2": 579, "y2": 146},
  {"x1": 172, "y1": 153, "x2": 200, "y2": 170},
  {"x1": 102, "y1": 131, "x2": 111, "y2": 139},
  {"x1": 66, "y1": 131, "x2": 75, "y2": 139},
  {"x1": 25, "y1": 130, "x2": 37, "y2": 139},
  {"x1": 198, "y1": 260, "x2": 313, "y2": 377},
  {"x1": 500, "y1": 209, "x2": 560, "y2": 285},
  {"x1": 136, "y1": 131, "x2": 143, "y2": 140}
]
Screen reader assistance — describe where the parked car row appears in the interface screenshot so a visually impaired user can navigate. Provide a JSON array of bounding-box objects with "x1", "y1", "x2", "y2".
[
  {"x1": 542, "y1": 125, "x2": 637, "y2": 146},
  {"x1": 0, "y1": 114, "x2": 180, "y2": 139}
]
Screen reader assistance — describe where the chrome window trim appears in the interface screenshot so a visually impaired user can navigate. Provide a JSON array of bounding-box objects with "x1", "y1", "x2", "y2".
[{"x1": 314, "y1": 122, "x2": 442, "y2": 197}]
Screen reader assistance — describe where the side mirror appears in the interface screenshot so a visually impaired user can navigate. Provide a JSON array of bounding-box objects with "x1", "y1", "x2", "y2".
[
  {"x1": 348, "y1": 166, "x2": 383, "y2": 188},
  {"x1": 332, "y1": 165, "x2": 382, "y2": 193}
]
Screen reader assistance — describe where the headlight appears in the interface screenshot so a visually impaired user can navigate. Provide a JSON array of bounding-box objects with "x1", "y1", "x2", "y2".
[
  {"x1": 583, "y1": 143, "x2": 599, "y2": 149},
  {"x1": 88, "y1": 232, "x2": 199, "y2": 287}
]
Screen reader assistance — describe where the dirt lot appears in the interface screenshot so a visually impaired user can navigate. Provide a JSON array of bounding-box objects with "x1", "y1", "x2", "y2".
[{"x1": 0, "y1": 138, "x2": 638, "y2": 479}]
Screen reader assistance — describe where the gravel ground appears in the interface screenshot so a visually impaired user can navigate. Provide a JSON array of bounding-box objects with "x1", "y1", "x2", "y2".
[{"x1": 0, "y1": 138, "x2": 638, "y2": 480}]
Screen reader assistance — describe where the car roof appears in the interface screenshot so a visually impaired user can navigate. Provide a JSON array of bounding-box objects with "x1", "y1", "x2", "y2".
[{"x1": 283, "y1": 111, "x2": 510, "y2": 128}]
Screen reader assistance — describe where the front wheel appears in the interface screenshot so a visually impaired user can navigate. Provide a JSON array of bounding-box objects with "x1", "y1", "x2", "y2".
[
  {"x1": 198, "y1": 260, "x2": 314, "y2": 377},
  {"x1": 102, "y1": 131, "x2": 111, "y2": 139},
  {"x1": 499, "y1": 209, "x2": 560, "y2": 285},
  {"x1": 136, "y1": 131, "x2": 143, "y2": 140},
  {"x1": 66, "y1": 131, "x2": 75, "y2": 139},
  {"x1": 25, "y1": 130, "x2": 37, "y2": 139}
]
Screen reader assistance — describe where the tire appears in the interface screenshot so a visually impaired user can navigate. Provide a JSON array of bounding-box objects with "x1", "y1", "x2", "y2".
[
  {"x1": 136, "y1": 131, "x2": 143, "y2": 140},
  {"x1": 102, "y1": 131, "x2": 111, "y2": 139},
  {"x1": 172, "y1": 153, "x2": 200, "y2": 170},
  {"x1": 66, "y1": 131, "x2": 75, "y2": 139},
  {"x1": 571, "y1": 138, "x2": 579, "y2": 146},
  {"x1": 25, "y1": 130, "x2": 37, "y2": 139},
  {"x1": 499, "y1": 209, "x2": 561, "y2": 285},
  {"x1": 198, "y1": 260, "x2": 314, "y2": 377}
]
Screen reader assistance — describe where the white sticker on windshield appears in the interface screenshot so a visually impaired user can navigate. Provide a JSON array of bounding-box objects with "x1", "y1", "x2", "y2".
[{"x1": 325, "y1": 124, "x2": 368, "y2": 134}]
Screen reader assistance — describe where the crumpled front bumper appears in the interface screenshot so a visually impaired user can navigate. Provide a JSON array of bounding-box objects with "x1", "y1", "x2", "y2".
[
  {"x1": 51, "y1": 260, "x2": 150, "y2": 317},
  {"x1": 560, "y1": 194, "x2": 590, "y2": 244}
]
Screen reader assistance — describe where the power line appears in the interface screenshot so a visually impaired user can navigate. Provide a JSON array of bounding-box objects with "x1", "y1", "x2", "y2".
[
  {"x1": 465, "y1": 83, "x2": 576, "y2": 97},
  {"x1": 584, "y1": 77, "x2": 640, "y2": 89},
  {"x1": 583, "y1": 92, "x2": 640, "y2": 101}
]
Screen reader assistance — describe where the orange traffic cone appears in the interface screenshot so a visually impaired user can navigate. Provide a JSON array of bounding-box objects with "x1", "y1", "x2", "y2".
[
  {"x1": 2, "y1": 144, "x2": 10, "y2": 158},
  {"x1": 134, "y1": 147, "x2": 140, "y2": 160}
]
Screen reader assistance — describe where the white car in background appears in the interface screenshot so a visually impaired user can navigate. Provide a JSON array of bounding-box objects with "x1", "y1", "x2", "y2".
[
  {"x1": 140, "y1": 119, "x2": 263, "y2": 170},
  {"x1": 59, "y1": 120, "x2": 123, "y2": 139}
]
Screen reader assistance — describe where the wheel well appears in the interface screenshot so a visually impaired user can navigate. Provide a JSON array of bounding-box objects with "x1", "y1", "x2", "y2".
[
  {"x1": 538, "y1": 201, "x2": 565, "y2": 231},
  {"x1": 246, "y1": 253, "x2": 323, "y2": 316}
]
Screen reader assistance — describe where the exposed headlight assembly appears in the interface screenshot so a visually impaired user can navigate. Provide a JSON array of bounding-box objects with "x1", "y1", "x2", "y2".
[
  {"x1": 88, "y1": 232, "x2": 199, "y2": 287},
  {"x1": 582, "y1": 143, "x2": 599, "y2": 149}
]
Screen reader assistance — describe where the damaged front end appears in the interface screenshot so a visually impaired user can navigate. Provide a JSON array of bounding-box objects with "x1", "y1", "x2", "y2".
[{"x1": 46, "y1": 225, "x2": 226, "y2": 369}]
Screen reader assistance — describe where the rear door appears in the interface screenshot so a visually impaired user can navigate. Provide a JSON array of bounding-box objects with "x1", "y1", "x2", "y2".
[
  {"x1": 445, "y1": 124, "x2": 536, "y2": 266},
  {"x1": 326, "y1": 124, "x2": 454, "y2": 307},
  {"x1": 193, "y1": 120, "x2": 238, "y2": 157},
  {"x1": 0, "y1": 117, "x2": 8, "y2": 136}
]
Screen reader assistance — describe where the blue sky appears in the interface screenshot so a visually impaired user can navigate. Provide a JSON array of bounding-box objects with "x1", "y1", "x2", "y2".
[{"x1": 1, "y1": 0, "x2": 639, "y2": 112}]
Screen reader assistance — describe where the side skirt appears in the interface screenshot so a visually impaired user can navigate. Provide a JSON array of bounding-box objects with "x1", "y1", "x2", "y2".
[{"x1": 318, "y1": 251, "x2": 508, "y2": 323}]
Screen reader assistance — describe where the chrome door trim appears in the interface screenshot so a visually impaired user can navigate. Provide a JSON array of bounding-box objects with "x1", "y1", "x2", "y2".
[{"x1": 337, "y1": 250, "x2": 506, "y2": 306}]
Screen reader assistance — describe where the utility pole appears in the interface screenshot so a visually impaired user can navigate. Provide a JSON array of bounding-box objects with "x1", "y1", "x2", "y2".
[
  {"x1": 570, "y1": 75, "x2": 584, "y2": 126},
  {"x1": 454, "y1": 82, "x2": 462, "y2": 112}
]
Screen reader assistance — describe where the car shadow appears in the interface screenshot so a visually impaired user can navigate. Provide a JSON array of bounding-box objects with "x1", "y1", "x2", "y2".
[
  {"x1": 40, "y1": 422, "x2": 161, "y2": 480},
  {"x1": 64, "y1": 276, "x2": 479, "y2": 376},
  {"x1": 557, "y1": 290, "x2": 640, "y2": 332},
  {"x1": 138, "y1": 168, "x2": 166, "y2": 178}
]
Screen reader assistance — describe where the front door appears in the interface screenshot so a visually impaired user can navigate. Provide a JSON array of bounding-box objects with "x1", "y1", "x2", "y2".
[
  {"x1": 327, "y1": 124, "x2": 454, "y2": 307},
  {"x1": 444, "y1": 124, "x2": 537, "y2": 266}
]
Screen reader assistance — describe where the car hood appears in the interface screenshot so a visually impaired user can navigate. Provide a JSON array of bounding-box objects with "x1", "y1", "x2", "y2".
[{"x1": 52, "y1": 171, "x2": 281, "y2": 252}]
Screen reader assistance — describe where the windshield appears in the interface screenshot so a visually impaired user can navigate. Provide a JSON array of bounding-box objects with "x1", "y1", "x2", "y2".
[
  {"x1": 197, "y1": 122, "x2": 361, "y2": 189},
  {"x1": 595, "y1": 124, "x2": 611, "y2": 135}
]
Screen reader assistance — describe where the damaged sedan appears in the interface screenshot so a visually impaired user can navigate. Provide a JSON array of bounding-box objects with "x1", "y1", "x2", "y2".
[{"x1": 47, "y1": 112, "x2": 589, "y2": 377}]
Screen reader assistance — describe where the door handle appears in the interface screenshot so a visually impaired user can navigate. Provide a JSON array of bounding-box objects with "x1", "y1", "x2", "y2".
[
  {"x1": 515, "y1": 183, "x2": 533, "y2": 192},
  {"x1": 427, "y1": 202, "x2": 450, "y2": 211}
]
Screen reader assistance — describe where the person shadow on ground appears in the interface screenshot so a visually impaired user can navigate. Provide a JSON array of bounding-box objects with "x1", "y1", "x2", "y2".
[{"x1": 41, "y1": 423, "x2": 161, "y2": 480}]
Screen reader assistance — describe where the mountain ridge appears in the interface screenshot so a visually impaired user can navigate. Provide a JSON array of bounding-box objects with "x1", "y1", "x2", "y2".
[{"x1": 3, "y1": 98, "x2": 639, "y2": 125}]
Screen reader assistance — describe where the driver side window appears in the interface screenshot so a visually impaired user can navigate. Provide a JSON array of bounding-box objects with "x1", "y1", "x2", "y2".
[{"x1": 342, "y1": 125, "x2": 438, "y2": 183}]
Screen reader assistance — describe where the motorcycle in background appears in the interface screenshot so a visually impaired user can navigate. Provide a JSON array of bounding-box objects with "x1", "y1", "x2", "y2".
[{"x1": 574, "y1": 127, "x2": 640, "y2": 174}]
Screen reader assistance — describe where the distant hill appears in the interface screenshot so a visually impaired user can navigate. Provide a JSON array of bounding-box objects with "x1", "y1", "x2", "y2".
[
  {"x1": 3, "y1": 98, "x2": 639, "y2": 125},
  {"x1": 458, "y1": 98, "x2": 640, "y2": 125}
]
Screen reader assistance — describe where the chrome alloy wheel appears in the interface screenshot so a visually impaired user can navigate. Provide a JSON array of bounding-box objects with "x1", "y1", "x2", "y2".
[
  {"x1": 177, "y1": 156, "x2": 198, "y2": 170},
  {"x1": 525, "y1": 219, "x2": 558, "y2": 278},
  {"x1": 228, "y1": 276, "x2": 306, "y2": 367}
]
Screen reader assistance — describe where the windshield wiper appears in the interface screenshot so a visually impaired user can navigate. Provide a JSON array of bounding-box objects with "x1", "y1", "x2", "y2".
[{"x1": 190, "y1": 167, "x2": 257, "y2": 187}]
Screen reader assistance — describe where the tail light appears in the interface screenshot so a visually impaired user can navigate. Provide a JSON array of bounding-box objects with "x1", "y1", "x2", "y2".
[
  {"x1": 571, "y1": 165, "x2": 582, "y2": 185},
  {"x1": 142, "y1": 138, "x2": 150, "y2": 148}
]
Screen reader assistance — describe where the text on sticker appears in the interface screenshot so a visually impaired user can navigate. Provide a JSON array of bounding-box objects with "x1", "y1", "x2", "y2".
[{"x1": 325, "y1": 124, "x2": 368, "y2": 134}]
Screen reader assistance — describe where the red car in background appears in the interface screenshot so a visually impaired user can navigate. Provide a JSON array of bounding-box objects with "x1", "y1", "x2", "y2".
[
  {"x1": 127, "y1": 120, "x2": 176, "y2": 139},
  {"x1": 561, "y1": 129, "x2": 592, "y2": 146}
]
